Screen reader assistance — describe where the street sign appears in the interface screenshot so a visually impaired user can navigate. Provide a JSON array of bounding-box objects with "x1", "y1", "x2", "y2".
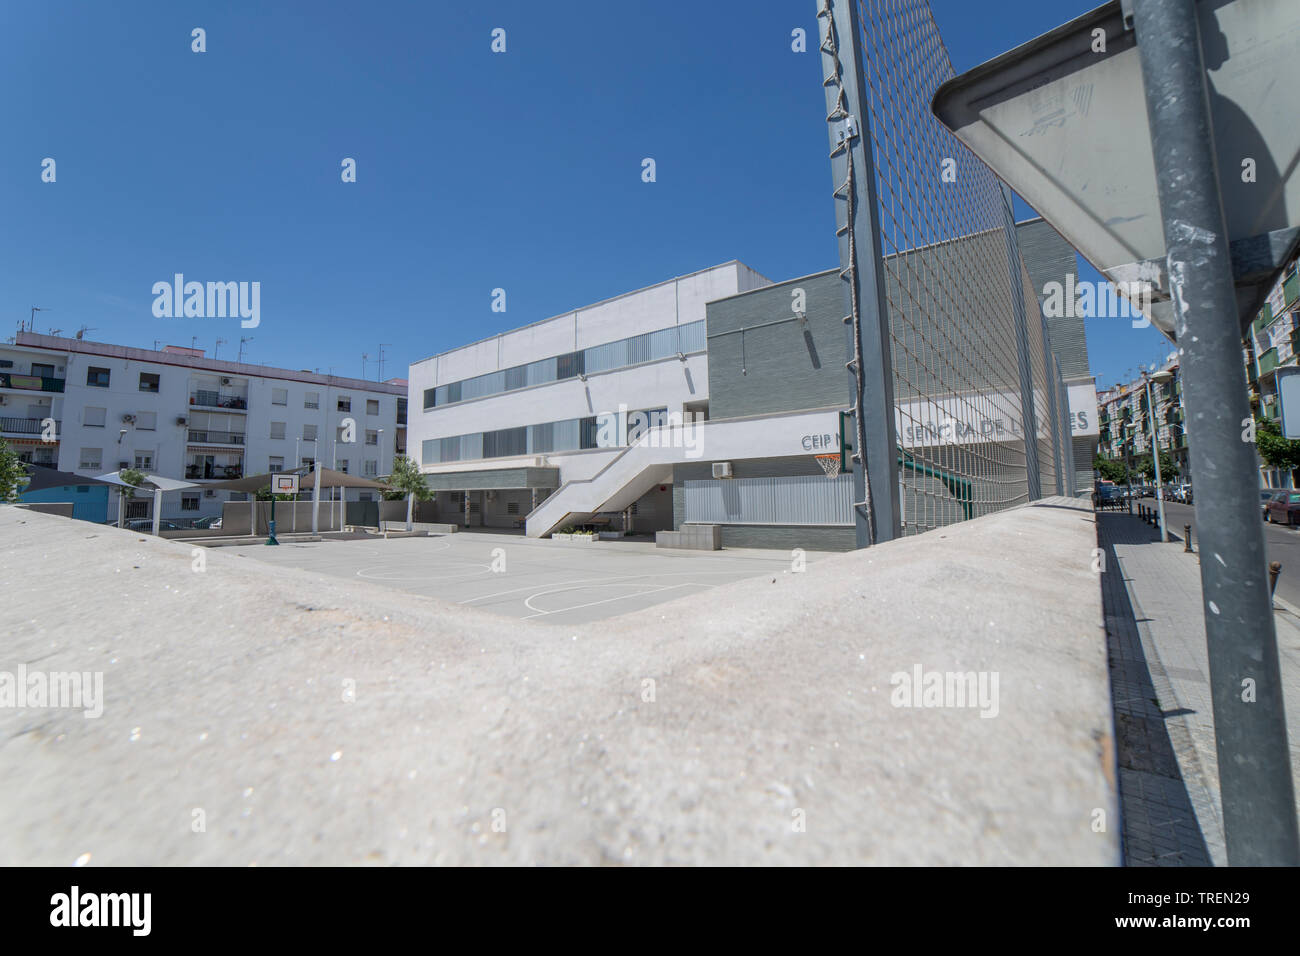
[
  {"x1": 1276, "y1": 367, "x2": 1300, "y2": 440},
  {"x1": 931, "y1": 0, "x2": 1300, "y2": 339},
  {"x1": 272, "y1": 473, "x2": 300, "y2": 495}
]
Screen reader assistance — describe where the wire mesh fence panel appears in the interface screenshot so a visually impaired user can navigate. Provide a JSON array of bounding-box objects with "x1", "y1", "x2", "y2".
[
  {"x1": 829, "y1": 0, "x2": 1068, "y2": 535},
  {"x1": 1020, "y1": 259, "x2": 1061, "y2": 498}
]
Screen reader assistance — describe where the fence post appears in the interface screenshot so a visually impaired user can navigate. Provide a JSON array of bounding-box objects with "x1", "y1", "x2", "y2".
[
  {"x1": 817, "y1": 0, "x2": 901, "y2": 546},
  {"x1": 1000, "y1": 184, "x2": 1043, "y2": 501}
]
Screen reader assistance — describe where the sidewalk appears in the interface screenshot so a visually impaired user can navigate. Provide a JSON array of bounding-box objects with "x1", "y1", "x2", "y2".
[{"x1": 1098, "y1": 512, "x2": 1300, "y2": 865}]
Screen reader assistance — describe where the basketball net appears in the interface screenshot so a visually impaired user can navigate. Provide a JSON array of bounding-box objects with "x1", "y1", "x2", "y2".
[{"x1": 815, "y1": 453, "x2": 841, "y2": 479}]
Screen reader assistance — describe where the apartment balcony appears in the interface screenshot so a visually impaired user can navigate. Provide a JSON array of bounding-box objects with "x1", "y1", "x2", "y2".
[
  {"x1": 0, "y1": 416, "x2": 58, "y2": 436},
  {"x1": 0, "y1": 372, "x2": 65, "y2": 393},
  {"x1": 185, "y1": 463, "x2": 244, "y2": 481},
  {"x1": 17, "y1": 447, "x2": 58, "y2": 467},
  {"x1": 187, "y1": 429, "x2": 245, "y2": 446},
  {"x1": 189, "y1": 390, "x2": 248, "y2": 412}
]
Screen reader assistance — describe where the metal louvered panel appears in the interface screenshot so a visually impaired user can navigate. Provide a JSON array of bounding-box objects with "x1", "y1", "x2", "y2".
[{"x1": 683, "y1": 475, "x2": 853, "y2": 526}]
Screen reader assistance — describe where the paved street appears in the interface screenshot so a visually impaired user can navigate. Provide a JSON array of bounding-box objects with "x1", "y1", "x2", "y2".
[
  {"x1": 1140, "y1": 498, "x2": 1300, "y2": 610},
  {"x1": 1098, "y1": 512, "x2": 1300, "y2": 865}
]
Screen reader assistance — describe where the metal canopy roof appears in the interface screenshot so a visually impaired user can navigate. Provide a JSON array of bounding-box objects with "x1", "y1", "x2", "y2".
[{"x1": 931, "y1": 0, "x2": 1300, "y2": 339}]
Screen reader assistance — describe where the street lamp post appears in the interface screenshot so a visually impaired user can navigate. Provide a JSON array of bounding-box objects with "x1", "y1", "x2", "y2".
[{"x1": 1144, "y1": 369, "x2": 1174, "y2": 542}]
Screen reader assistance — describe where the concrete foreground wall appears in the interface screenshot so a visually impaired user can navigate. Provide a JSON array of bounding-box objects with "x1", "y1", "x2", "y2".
[{"x1": 0, "y1": 498, "x2": 1115, "y2": 865}]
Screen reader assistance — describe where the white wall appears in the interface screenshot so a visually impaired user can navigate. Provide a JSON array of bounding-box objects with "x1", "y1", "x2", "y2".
[
  {"x1": 408, "y1": 261, "x2": 769, "y2": 471},
  {"x1": 416, "y1": 353, "x2": 709, "y2": 445}
]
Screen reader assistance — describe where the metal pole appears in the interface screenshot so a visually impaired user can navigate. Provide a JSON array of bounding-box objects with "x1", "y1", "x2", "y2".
[
  {"x1": 266, "y1": 493, "x2": 278, "y2": 546},
  {"x1": 311, "y1": 462, "x2": 321, "y2": 535},
  {"x1": 1000, "y1": 183, "x2": 1043, "y2": 500},
  {"x1": 1134, "y1": 0, "x2": 1298, "y2": 865},
  {"x1": 1145, "y1": 374, "x2": 1167, "y2": 542},
  {"x1": 817, "y1": 0, "x2": 901, "y2": 546}
]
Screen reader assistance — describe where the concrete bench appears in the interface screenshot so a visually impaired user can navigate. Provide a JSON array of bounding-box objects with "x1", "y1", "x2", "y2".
[{"x1": 656, "y1": 523, "x2": 721, "y2": 550}]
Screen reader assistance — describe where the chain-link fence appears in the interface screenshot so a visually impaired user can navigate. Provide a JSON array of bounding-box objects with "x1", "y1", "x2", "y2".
[{"x1": 819, "y1": 0, "x2": 1071, "y2": 540}]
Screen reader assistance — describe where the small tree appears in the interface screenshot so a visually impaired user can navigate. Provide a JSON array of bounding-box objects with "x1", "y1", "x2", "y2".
[
  {"x1": 256, "y1": 484, "x2": 296, "y2": 502},
  {"x1": 115, "y1": 467, "x2": 146, "y2": 525},
  {"x1": 1255, "y1": 416, "x2": 1300, "y2": 480},
  {"x1": 1092, "y1": 453, "x2": 1128, "y2": 484},
  {"x1": 382, "y1": 455, "x2": 433, "y2": 502},
  {"x1": 1133, "y1": 451, "x2": 1179, "y2": 482},
  {"x1": 0, "y1": 439, "x2": 28, "y2": 502}
]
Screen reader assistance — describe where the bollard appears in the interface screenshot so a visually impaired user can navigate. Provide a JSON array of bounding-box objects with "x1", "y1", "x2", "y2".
[
  {"x1": 1184, "y1": 523, "x2": 1193, "y2": 553},
  {"x1": 1270, "y1": 561, "x2": 1282, "y2": 599}
]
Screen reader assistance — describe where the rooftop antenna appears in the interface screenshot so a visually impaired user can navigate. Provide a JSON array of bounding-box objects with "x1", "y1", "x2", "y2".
[
  {"x1": 153, "y1": 340, "x2": 162, "y2": 351},
  {"x1": 29, "y1": 307, "x2": 49, "y2": 332},
  {"x1": 378, "y1": 343, "x2": 391, "y2": 380},
  {"x1": 191, "y1": 336, "x2": 199, "y2": 350},
  {"x1": 75, "y1": 326, "x2": 96, "y2": 340},
  {"x1": 238, "y1": 336, "x2": 253, "y2": 362},
  {"x1": 362, "y1": 352, "x2": 369, "y2": 378},
  {"x1": 214, "y1": 337, "x2": 227, "y2": 360}
]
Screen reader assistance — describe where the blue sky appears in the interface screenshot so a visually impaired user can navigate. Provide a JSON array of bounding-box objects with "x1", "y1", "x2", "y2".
[{"x1": 1, "y1": 0, "x2": 1169, "y2": 388}]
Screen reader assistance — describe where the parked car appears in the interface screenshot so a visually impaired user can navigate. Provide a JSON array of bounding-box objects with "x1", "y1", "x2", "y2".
[
  {"x1": 1261, "y1": 489, "x2": 1278, "y2": 519},
  {"x1": 191, "y1": 514, "x2": 223, "y2": 530},
  {"x1": 1265, "y1": 491, "x2": 1300, "y2": 525},
  {"x1": 125, "y1": 518, "x2": 183, "y2": 532}
]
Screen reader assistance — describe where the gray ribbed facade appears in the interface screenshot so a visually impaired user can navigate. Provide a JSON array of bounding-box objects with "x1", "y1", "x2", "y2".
[
  {"x1": 1016, "y1": 217, "x2": 1097, "y2": 492},
  {"x1": 705, "y1": 270, "x2": 846, "y2": 420}
]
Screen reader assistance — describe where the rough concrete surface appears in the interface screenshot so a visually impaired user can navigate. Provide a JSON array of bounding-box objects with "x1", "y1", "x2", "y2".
[{"x1": 0, "y1": 499, "x2": 1116, "y2": 865}]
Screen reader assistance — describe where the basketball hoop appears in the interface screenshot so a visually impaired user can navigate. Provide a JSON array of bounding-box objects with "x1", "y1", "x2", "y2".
[{"x1": 814, "y1": 453, "x2": 841, "y2": 479}]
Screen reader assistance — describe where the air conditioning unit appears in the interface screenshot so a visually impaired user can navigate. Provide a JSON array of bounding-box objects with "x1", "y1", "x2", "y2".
[
  {"x1": 220, "y1": 377, "x2": 232, "y2": 386},
  {"x1": 118, "y1": 460, "x2": 130, "y2": 470},
  {"x1": 176, "y1": 416, "x2": 188, "y2": 426},
  {"x1": 712, "y1": 461, "x2": 734, "y2": 479},
  {"x1": 121, "y1": 414, "x2": 136, "y2": 424}
]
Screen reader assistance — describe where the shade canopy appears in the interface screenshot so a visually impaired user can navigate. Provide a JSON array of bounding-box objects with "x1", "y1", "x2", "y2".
[
  {"x1": 202, "y1": 465, "x2": 394, "y2": 493},
  {"x1": 21, "y1": 464, "x2": 117, "y2": 494},
  {"x1": 93, "y1": 471, "x2": 198, "y2": 492}
]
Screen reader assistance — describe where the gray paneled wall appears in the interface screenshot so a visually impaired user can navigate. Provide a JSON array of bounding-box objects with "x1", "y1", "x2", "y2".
[{"x1": 705, "y1": 270, "x2": 847, "y2": 420}]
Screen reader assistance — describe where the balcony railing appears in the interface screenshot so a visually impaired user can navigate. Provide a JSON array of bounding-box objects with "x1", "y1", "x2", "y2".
[
  {"x1": 0, "y1": 372, "x2": 64, "y2": 393},
  {"x1": 188, "y1": 429, "x2": 245, "y2": 445},
  {"x1": 190, "y1": 391, "x2": 248, "y2": 410},
  {"x1": 185, "y1": 464, "x2": 244, "y2": 480},
  {"x1": 0, "y1": 416, "x2": 57, "y2": 435}
]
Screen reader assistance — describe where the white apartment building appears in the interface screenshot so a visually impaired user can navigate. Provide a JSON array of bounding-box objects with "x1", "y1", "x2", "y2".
[{"x1": 2, "y1": 332, "x2": 406, "y2": 522}]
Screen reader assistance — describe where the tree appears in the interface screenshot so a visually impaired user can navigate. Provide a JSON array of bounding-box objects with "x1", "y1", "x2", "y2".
[
  {"x1": 1255, "y1": 416, "x2": 1300, "y2": 477},
  {"x1": 382, "y1": 455, "x2": 432, "y2": 502},
  {"x1": 1092, "y1": 453, "x2": 1127, "y2": 484},
  {"x1": 1130, "y1": 451, "x2": 1179, "y2": 482},
  {"x1": 0, "y1": 439, "x2": 28, "y2": 502},
  {"x1": 115, "y1": 467, "x2": 146, "y2": 526},
  {"x1": 255, "y1": 484, "x2": 296, "y2": 502}
]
